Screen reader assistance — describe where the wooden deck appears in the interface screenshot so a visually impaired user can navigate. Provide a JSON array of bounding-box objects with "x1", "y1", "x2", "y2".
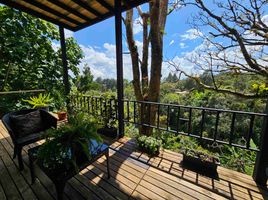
[{"x1": 0, "y1": 121, "x2": 268, "y2": 200}]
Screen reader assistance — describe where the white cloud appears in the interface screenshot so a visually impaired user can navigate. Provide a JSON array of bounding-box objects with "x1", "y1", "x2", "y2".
[
  {"x1": 133, "y1": 17, "x2": 143, "y2": 35},
  {"x1": 180, "y1": 28, "x2": 203, "y2": 40},
  {"x1": 179, "y1": 42, "x2": 187, "y2": 49},
  {"x1": 78, "y1": 43, "x2": 136, "y2": 80},
  {"x1": 262, "y1": 15, "x2": 268, "y2": 25},
  {"x1": 64, "y1": 29, "x2": 74, "y2": 38},
  {"x1": 169, "y1": 40, "x2": 175, "y2": 46}
]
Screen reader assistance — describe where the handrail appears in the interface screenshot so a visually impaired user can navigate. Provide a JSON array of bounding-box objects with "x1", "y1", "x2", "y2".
[
  {"x1": 123, "y1": 99, "x2": 268, "y2": 117},
  {"x1": 0, "y1": 89, "x2": 46, "y2": 95},
  {"x1": 70, "y1": 95, "x2": 267, "y2": 152}
]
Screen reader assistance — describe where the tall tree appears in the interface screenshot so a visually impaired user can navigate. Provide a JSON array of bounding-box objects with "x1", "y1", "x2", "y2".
[
  {"x1": 168, "y1": 0, "x2": 268, "y2": 99},
  {"x1": 76, "y1": 65, "x2": 101, "y2": 92},
  {"x1": 0, "y1": 6, "x2": 83, "y2": 108},
  {"x1": 125, "y1": 0, "x2": 175, "y2": 135}
]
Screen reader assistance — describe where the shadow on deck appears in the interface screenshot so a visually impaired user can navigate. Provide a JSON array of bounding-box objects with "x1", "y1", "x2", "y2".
[{"x1": 0, "y1": 121, "x2": 267, "y2": 200}]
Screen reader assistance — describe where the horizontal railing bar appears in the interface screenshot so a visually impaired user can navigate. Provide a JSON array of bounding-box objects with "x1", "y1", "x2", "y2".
[
  {"x1": 71, "y1": 95, "x2": 263, "y2": 152},
  {"x1": 122, "y1": 99, "x2": 267, "y2": 117},
  {"x1": 0, "y1": 89, "x2": 46, "y2": 95},
  {"x1": 73, "y1": 95, "x2": 267, "y2": 117}
]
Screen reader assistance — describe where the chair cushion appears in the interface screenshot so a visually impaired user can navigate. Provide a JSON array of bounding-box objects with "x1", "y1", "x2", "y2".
[{"x1": 10, "y1": 110, "x2": 45, "y2": 137}]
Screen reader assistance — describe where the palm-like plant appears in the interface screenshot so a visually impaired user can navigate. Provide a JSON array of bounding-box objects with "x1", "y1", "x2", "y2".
[{"x1": 23, "y1": 93, "x2": 53, "y2": 108}]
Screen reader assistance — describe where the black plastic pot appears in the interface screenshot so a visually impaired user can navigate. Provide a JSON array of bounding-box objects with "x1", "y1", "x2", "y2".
[
  {"x1": 38, "y1": 106, "x2": 49, "y2": 112},
  {"x1": 182, "y1": 154, "x2": 220, "y2": 177},
  {"x1": 97, "y1": 127, "x2": 118, "y2": 138}
]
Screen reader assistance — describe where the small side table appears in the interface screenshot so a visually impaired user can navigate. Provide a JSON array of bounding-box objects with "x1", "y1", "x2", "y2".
[{"x1": 28, "y1": 140, "x2": 110, "y2": 200}]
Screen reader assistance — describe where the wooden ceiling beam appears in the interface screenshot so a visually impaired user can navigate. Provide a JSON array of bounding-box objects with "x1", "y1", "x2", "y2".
[
  {"x1": 122, "y1": 0, "x2": 150, "y2": 10},
  {"x1": 0, "y1": 0, "x2": 75, "y2": 30},
  {"x1": 72, "y1": 0, "x2": 102, "y2": 17},
  {"x1": 0, "y1": 0, "x2": 150, "y2": 32},
  {"x1": 95, "y1": 0, "x2": 114, "y2": 13},
  {"x1": 24, "y1": 0, "x2": 82, "y2": 26},
  {"x1": 73, "y1": 11, "x2": 113, "y2": 31},
  {"x1": 46, "y1": 0, "x2": 92, "y2": 21}
]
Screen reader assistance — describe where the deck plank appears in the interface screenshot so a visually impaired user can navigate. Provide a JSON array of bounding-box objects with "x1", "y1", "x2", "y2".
[
  {"x1": 112, "y1": 137, "x2": 268, "y2": 200},
  {"x1": 0, "y1": 132, "x2": 55, "y2": 200},
  {"x1": 0, "y1": 157, "x2": 22, "y2": 200},
  {"x1": 0, "y1": 121, "x2": 268, "y2": 200}
]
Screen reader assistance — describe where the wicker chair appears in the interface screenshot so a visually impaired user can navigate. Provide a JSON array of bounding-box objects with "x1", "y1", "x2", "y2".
[{"x1": 2, "y1": 109, "x2": 57, "y2": 170}]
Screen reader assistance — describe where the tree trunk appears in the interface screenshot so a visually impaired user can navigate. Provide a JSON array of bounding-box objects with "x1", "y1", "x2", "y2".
[{"x1": 125, "y1": 0, "x2": 169, "y2": 136}]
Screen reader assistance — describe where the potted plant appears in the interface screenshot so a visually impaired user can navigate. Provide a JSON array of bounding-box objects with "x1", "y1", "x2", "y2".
[
  {"x1": 96, "y1": 96, "x2": 118, "y2": 138},
  {"x1": 137, "y1": 135, "x2": 162, "y2": 156},
  {"x1": 181, "y1": 148, "x2": 220, "y2": 176},
  {"x1": 23, "y1": 93, "x2": 53, "y2": 111},
  {"x1": 57, "y1": 111, "x2": 67, "y2": 121},
  {"x1": 56, "y1": 105, "x2": 68, "y2": 121},
  {"x1": 37, "y1": 112, "x2": 102, "y2": 172}
]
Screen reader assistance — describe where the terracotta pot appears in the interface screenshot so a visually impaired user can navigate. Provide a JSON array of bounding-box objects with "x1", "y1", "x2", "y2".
[{"x1": 57, "y1": 111, "x2": 67, "y2": 121}]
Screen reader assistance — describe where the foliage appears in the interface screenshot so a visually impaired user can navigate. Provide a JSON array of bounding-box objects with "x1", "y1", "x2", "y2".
[
  {"x1": 0, "y1": 6, "x2": 83, "y2": 112},
  {"x1": 183, "y1": 149, "x2": 219, "y2": 163},
  {"x1": 37, "y1": 112, "x2": 101, "y2": 171},
  {"x1": 137, "y1": 135, "x2": 162, "y2": 156},
  {"x1": 76, "y1": 65, "x2": 100, "y2": 92},
  {"x1": 95, "y1": 77, "x2": 117, "y2": 91},
  {"x1": 22, "y1": 93, "x2": 53, "y2": 108},
  {"x1": 125, "y1": 123, "x2": 139, "y2": 138},
  {"x1": 164, "y1": 73, "x2": 179, "y2": 83},
  {"x1": 98, "y1": 95, "x2": 117, "y2": 128},
  {"x1": 170, "y1": 0, "x2": 268, "y2": 98},
  {"x1": 220, "y1": 146, "x2": 256, "y2": 174}
]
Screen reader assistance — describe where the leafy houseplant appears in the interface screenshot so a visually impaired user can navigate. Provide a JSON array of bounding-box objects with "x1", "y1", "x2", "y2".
[
  {"x1": 181, "y1": 139, "x2": 220, "y2": 176},
  {"x1": 137, "y1": 135, "x2": 162, "y2": 156},
  {"x1": 97, "y1": 96, "x2": 118, "y2": 138},
  {"x1": 37, "y1": 113, "x2": 101, "y2": 172},
  {"x1": 23, "y1": 93, "x2": 53, "y2": 111},
  {"x1": 182, "y1": 148, "x2": 220, "y2": 173}
]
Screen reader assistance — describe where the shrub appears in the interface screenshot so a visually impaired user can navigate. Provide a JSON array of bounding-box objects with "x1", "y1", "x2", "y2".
[{"x1": 137, "y1": 135, "x2": 162, "y2": 156}]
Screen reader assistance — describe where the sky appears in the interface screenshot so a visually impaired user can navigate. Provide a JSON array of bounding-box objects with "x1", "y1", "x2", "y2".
[{"x1": 64, "y1": 3, "x2": 204, "y2": 80}]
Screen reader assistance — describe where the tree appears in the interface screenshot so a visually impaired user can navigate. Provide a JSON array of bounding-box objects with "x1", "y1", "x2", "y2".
[
  {"x1": 168, "y1": 0, "x2": 268, "y2": 99},
  {"x1": 76, "y1": 65, "x2": 100, "y2": 92},
  {"x1": 125, "y1": 0, "x2": 178, "y2": 135},
  {"x1": 165, "y1": 72, "x2": 179, "y2": 83},
  {"x1": 0, "y1": 6, "x2": 83, "y2": 109}
]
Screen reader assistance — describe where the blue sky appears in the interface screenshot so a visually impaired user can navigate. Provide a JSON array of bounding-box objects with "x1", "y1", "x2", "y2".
[{"x1": 66, "y1": 4, "x2": 204, "y2": 80}]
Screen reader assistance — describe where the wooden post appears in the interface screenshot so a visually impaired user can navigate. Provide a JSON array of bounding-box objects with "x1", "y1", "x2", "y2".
[
  {"x1": 59, "y1": 26, "x2": 71, "y2": 108},
  {"x1": 253, "y1": 100, "x2": 268, "y2": 186},
  {"x1": 115, "y1": 0, "x2": 124, "y2": 138}
]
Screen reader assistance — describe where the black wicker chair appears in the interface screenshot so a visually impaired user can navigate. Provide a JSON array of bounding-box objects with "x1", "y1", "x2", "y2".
[{"x1": 2, "y1": 109, "x2": 57, "y2": 170}]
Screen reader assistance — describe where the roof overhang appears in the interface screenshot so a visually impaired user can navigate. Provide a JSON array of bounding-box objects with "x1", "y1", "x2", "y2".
[{"x1": 0, "y1": 0, "x2": 149, "y2": 31}]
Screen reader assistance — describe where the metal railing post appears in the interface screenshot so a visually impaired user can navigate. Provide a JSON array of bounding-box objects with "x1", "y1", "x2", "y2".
[{"x1": 253, "y1": 100, "x2": 268, "y2": 186}]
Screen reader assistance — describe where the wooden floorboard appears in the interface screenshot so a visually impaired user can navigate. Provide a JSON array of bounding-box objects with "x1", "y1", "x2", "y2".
[{"x1": 0, "y1": 121, "x2": 268, "y2": 200}]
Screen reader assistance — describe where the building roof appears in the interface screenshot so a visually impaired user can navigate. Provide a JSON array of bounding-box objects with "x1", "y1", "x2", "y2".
[{"x1": 0, "y1": 0, "x2": 149, "y2": 31}]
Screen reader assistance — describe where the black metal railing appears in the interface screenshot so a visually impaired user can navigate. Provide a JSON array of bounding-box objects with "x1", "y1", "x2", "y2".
[
  {"x1": 70, "y1": 95, "x2": 268, "y2": 152},
  {"x1": 70, "y1": 95, "x2": 118, "y2": 118}
]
